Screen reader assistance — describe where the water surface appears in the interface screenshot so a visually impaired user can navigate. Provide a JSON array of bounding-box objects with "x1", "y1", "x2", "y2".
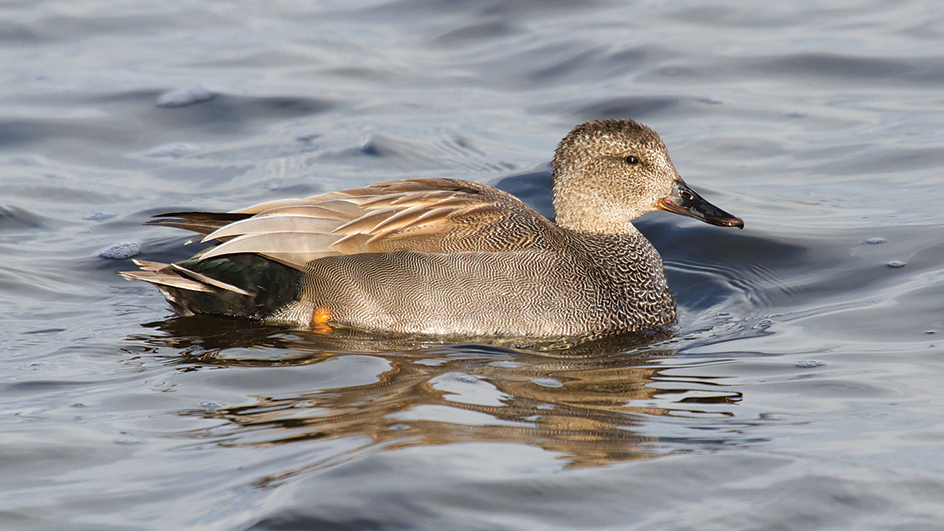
[{"x1": 3, "y1": 1, "x2": 944, "y2": 529}]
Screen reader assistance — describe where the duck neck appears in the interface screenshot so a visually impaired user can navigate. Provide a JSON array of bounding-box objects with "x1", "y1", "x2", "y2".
[
  {"x1": 552, "y1": 178, "x2": 643, "y2": 235},
  {"x1": 555, "y1": 211, "x2": 633, "y2": 235}
]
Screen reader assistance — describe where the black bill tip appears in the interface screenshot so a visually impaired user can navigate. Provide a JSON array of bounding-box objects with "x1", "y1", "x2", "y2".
[{"x1": 657, "y1": 180, "x2": 744, "y2": 229}]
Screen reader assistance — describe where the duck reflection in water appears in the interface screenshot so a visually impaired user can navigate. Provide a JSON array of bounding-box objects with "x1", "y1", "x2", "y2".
[
  {"x1": 132, "y1": 318, "x2": 743, "y2": 480},
  {"x1": 124, "y1": 119, "x2": 746, "y2": 479}
]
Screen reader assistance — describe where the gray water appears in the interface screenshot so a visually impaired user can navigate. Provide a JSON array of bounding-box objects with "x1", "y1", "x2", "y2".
[{"x1": 3, "y1": 1, "x2": 944, "y2": 529}]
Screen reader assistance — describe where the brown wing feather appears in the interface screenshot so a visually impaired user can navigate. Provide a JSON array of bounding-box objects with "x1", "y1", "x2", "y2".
[{"x1": 142, "y1": 178, "x2": 561, "y2": 271}]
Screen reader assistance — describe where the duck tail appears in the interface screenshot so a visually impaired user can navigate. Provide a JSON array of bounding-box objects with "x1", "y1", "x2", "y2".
[
  {"x1": 121, "y1": 259, "x2": 254, "y2": 317},
  {"x1": 121, "y1": 255, "x2": 303, "y2": 320},
  {"x1": 143, "y1": 212, "x2": 252, "y2": 237}
]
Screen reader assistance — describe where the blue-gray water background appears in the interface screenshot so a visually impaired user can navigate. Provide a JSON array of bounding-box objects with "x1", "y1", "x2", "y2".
[{"x1": 3, "y1": 1, "x2": 944, "y2": 529}]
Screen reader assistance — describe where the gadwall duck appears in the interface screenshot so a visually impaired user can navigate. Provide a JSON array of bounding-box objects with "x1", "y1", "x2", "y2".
[{"x1": 122, "y1": 120, "x2": 743, "y2": 338}]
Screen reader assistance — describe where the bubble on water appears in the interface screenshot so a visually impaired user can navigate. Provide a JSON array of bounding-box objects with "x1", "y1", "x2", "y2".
[
  {"x1": 83, "y1": 211, "x2": 115, "y2": 221},
  {"x1": 796, "y1": 360, "x2": 824, "y2": 368},
  {"x1": 752, "y1": 319, "x2": 774, "y2": 331},
  {"x1": 200, "y1": 401, "x2": 223, "y2": 411},
  {"x1": 887, "y1": 261, "x2": 906, "y2": 268},
  {"x1": 531, "y1": 378, "x2": 563, "y2": 388},
  {"x1": 156, "y1": 86, "x2": 218, "y2": 108},
  {"x1": 148, "y1": 142, "x2": 200, "y2": 158},
  {"x1": 99, "y1": 242, "x2": 140, "y2": 259},
  {"x1": 488, "y1": 360, "x2": 522, "y2": 368},
  {"x1": 866, "y1": 237, "x2": 885, "y2": 244}
]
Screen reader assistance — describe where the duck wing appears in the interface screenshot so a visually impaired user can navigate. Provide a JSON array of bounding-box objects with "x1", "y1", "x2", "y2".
[{"x1": 148, "y1": 178, "x2": 562, "y2": 271}]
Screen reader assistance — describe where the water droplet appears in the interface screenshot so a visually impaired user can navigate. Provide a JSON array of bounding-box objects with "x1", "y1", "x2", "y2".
[
  {"x1": 887, "y1": 261, "x2": 905, "y2": 268},
  {"x1": 752, "y1": 319, "x2": 773, "y2": 331},
  {"x1": 697, "y1": 96, "x2": 723, "y2": 105},
  {"x1": 866, "y1": 237, "x2": 885, "y2": 244},
  {"x1": 99, "y1": 242, "x2": 140, "y2": 259},
  {"x1": 455, "y1": 374, "x2": 478, "y2": 384},
  {"x1": 200, "y1": 401, "x2": 223, "y2": 411},
  {"x1": 83, "y1": 211, "x2": 115, "y2": 221},
  {"x1": 156, "y1": 86, "x2": 218, "y2": 108},
  {"x1": 926, "y1": 330, "x2": 936, "y2": 335},
  {"x1": 148, "y1": 142, "x2": 200, "y2": 158},
  {"x1": 796, "y1": 360, "x2": 824, "y2": 368},
  {"x1": 488, "y1": 360, "x2": 522, "y2": 368}
]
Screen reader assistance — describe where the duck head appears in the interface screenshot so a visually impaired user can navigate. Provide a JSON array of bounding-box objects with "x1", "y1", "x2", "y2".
[{"x1": 551, "y1": 119, "x2": 743, "y2": 234}]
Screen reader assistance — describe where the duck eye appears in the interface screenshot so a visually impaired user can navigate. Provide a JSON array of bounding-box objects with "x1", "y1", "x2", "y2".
[{"x1": 624, "y1": 155, "x2": 639, "y2": 165}]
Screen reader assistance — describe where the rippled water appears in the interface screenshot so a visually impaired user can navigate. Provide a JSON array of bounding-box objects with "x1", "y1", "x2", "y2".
[{"x1": 3, "y1": 1, "x2": 944, "y2": 529}]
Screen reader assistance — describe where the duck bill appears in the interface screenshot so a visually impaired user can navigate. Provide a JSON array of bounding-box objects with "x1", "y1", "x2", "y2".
[{"x1": 657, "y1": 180, "x2": 744, "y2": 229}]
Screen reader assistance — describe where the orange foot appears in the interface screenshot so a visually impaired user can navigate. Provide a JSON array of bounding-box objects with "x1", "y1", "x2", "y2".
[{"x1": 311, "y1": 307, "x2": 333, "y2": 334}]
